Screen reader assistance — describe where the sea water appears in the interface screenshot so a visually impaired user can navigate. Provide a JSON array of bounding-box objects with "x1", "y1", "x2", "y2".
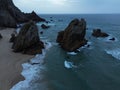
[{"x1": 11, "y1": 14, "x2": 120, "y2": 90}]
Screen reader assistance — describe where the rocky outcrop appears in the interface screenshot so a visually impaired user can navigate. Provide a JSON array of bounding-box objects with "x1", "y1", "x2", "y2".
[
  {"x1": 56, "y1": 18, "x2": 87, "y2": 51},
  {"x1": 9, "y1": 33, "x2": 16, "y2": 42},
  {"x1": 25, "y1": 11, "x2": 45, "y2": 22},
  {"x1": 92, "y1": 29, "x2": 109, "y2": 37},
  {"x1": 0, "y1": 0, "x2": 45, "y2": 28},
  {"x1": 12, "y1": 21, "x2": 44, "y2": 55},
  {"x1": 0, "y1": 33, "x2": 2, "y2": 39},
  {"x1": 41, "y1": 24, "x2": 50, "y2": 29}
]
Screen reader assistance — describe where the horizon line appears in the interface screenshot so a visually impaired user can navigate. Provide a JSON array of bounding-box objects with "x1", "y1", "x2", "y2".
[{"x1": 38, "y1": 13, "x2": 120, "y2": 15}]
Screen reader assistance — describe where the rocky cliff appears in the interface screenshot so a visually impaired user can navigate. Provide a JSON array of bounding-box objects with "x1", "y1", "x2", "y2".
[{"x1": 0, "y1": 0, "x2": 45, "y2": 28}]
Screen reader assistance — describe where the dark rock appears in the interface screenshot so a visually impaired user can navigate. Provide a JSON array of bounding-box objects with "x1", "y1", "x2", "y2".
[
  {"x1": 50, "y1": 20, "x2": 53, "y2": 22},
  {"x1": 25, "y1": 11, "x2": 45, "y2": 22},
  {"x1": 92, "y1": 29, "x2": 109, "y2": 37},
  {"x1": 0, "y1": 33, "x2": 2, "y2": 39},
  {"x1": 41, "y1": 24, "x2": 50, "y2": 29},
  {"x1": 31, "y1": 63, "x2": 40, "y2": 65},
  {"x1": 9, "y1": 33, "x2": 16, "y2": 43},
  {"x1": 12, "y1": 21, "x2": 44, "y2": 55},
  {"x1": 45, "y1": 21, "x2": 50, "y2": 24},
  {"x1": 87, "y1": 44, "x2": 90, "y2": 48},
  {"x1": 0, "y1": 0, "x2": 45, "y2": 28},
  {"x1": 109, "y1": 37, "x2": 115, "y2": 41},
  {"x1": 56, "y1": 18, "x2": 87, "y2": 51},
  {"x1": 40, "y1": 31, "x2": 43, "y2": 34}
]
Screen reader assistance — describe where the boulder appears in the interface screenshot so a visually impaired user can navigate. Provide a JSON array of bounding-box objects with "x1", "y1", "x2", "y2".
[
  {"x1": 9, "y1": 33, "x2": 16, "y2": 43},
  {"x1": 92, "y1": 29, "x2": 109, "y2": 37},
  {"x1": 0, "y1": 33, "x2": 2, "y2": 39},
  {"x1": 56, "y1": 18, "x2": 87, "y2": 51},
  {"x1": 0, "y1": 0, "x2": 45, "y2": 28},
  {"x1": 41, "y1": 24, "x2": 50, "y2": 29},
  {"x1": 12, "y1": 21, "x2": 44, "y2": 55}
]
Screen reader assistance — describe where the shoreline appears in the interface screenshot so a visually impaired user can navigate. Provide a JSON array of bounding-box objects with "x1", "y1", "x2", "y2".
[{"x1": 0, "y1": 28, "x2": 34, "y2": 90}]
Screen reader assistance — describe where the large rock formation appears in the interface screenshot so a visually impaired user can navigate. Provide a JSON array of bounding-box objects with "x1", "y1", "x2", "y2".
[
  {"x1": 0, "y1": 0, "x2": 45, "y2": 28},
  {"x1": 92, "y1": 29, "x2": 109, "y2": 37},
  {"x1": 56, "y1": 18, "x2": 87, "y2": 51},
  {"x1": 12, "y1": 21, "x2": 44, "y2": 55}
]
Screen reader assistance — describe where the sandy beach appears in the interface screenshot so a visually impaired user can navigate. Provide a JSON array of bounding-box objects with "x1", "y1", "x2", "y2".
[{"x1": 0, "y1": 28, "x2": 33, "y2": 90}]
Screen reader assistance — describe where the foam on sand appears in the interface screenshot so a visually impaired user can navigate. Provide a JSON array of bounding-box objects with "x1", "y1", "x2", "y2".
[{"x1": 10, "y1": 41, "x2": 52, "y2": 90}]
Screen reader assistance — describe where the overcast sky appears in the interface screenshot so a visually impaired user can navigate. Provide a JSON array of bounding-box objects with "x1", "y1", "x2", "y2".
[{"x1": 13, "y1": 0, "x2": 120, "y2": 14}]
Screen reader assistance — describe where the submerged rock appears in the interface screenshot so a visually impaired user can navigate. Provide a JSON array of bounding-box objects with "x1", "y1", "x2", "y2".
[
  {"x1": 109, "y1": 37, "x2": 115, "y2": 41},
  {"x1": 40, "y1": 31, "x2": 43, "y2": 34},
  {"x1": 92, "y1": 29, "x2": 109, "y2": 37},
  {"x1": 56, "y1": 18, "x2": 87, "y2": 51},
  {"x1": 12, "y1": 21, "x2": 44, "y2": 55},
  {"x1": 0, "y1": 0, "x2": 45, "y2": 28},
  {"x1": 41, "y1": 24, "x2": 50, "y2": 29}
]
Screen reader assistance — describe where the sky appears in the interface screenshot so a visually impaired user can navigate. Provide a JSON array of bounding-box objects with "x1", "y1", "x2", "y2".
[{"x1": 13, "y1": 0, "x2": 120, "y2": 14}]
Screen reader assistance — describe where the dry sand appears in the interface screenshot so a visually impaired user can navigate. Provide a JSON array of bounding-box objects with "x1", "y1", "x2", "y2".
[{"x1": 0, "y1": 28, "x2": 33, "y2": 90}]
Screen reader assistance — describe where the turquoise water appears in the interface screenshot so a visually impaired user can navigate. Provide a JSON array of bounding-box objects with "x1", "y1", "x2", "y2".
[
  {"x1": 11, "y1": 14, "x2": 120, "y2": 90},
  {"x1": 39, "y1": 14, "x2": 120, "y2": 90}
]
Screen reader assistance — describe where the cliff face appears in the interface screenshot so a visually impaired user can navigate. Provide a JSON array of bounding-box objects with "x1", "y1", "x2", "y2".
[{"x1": 0, "y1": 0, "x2": 45, "y2": 28}]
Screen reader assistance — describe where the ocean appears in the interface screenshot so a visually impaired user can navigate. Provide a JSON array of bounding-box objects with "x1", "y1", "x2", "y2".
[{"x1": 11, "y1": 14, "x2": 120, "y2": 90}]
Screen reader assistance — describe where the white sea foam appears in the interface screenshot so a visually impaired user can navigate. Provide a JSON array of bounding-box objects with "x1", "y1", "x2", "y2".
[
  {"x1": 105, "y1": 49, "x2": 120, "y2": 60},
  {"x1": 104, "y1": 35, "x2": 118, "y2": 42},
  {"x1": 67, "y1": 52, "x2": 77, "y2": 55},
  {"x1": 37, "y1": 22, "x2": 55, "y2": 27},
  {"x1": 64, "y1": 61, "x2": 74, "y2": 69},
  {"x1": 77, "y1": 41, "x2": 93, "y2": 51},
  {"x1": 10, "y1": 41, "x2": 52, "y2": 90},
  {"x1": 98, "y1": 35, "x2": 118, "y2": 42},
  {"x1": 64, "y1": 61, "x2": 77, "y2": 69},
  {"x1": 16, "y1": 28, "x2": 20, "y2": 34},
  {"x1": 40, "y1": 37, "x2": 47, "y2": 39},
  {"x1": 67, "y1": 41, "x2": 93, "y2": 55}
]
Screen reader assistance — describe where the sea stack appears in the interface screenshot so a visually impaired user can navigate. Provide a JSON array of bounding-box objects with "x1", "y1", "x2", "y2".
[
  {"x1": 92, "y1": 29, "x2": 109, "y2": 37},
  {"x1": 0, "y1": 0, "x2": 45, "y2": 28},
  {"x1": 12, "y1": 21, "x2": 44, "y2": 55},
  {"x1": 56, "y1": 18, "x2": 87, "y2": 51}
]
